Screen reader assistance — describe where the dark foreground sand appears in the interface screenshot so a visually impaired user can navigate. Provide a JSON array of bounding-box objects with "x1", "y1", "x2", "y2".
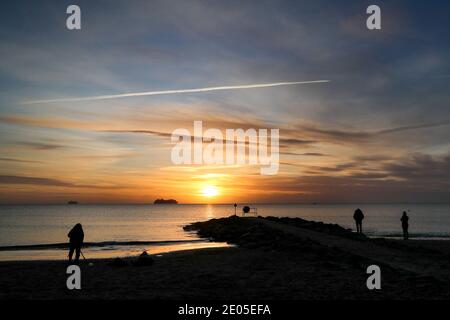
[{"x1": 1, "y1": 216, "x2": 450, "y2": 300}]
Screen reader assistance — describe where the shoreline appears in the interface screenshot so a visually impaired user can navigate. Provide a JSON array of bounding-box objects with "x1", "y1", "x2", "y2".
[
  {"x1": 0, "y1": 238, "x2": 448, "y2": 263},
  {"x1": 0, "y1": 239, "x2": 209, "y2": 251},
  {"x1": 1, "y1": 215, "x2": 450, "y2": 299},
  {"x1": 0, "y1": 246, "x2": 236, "y2": 264},
  {"x1": 0, "y1": 240, "x2": 231, "y2": 262},
  {"x1": 3, "y1": 233, "x2": 450, "y2": 251}
]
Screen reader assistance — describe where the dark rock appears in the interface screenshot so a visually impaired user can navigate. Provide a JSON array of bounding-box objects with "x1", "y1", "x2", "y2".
[{"x1": 133, "y1": 251, "x2": 154, "y2": 267}]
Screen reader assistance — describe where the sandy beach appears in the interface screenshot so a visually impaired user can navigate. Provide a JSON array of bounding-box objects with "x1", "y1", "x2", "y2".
[{"x1": 1, "y1": 215, "x2": 450, "y2": 300}]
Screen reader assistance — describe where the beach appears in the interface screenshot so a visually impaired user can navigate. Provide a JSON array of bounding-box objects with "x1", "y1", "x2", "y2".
[{"x1": 1, "y1": 215, "x2": 450, "y2": 300}]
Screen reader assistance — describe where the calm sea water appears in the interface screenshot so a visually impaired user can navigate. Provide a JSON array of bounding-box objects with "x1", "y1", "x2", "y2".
[{"x1": 0, "y1": 204, "x2": 449, "y2": 261}]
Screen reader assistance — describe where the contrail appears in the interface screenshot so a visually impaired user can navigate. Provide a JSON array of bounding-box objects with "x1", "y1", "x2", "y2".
[{"x1": 23, "y1": 80, "x2": 329, "y2": 104}]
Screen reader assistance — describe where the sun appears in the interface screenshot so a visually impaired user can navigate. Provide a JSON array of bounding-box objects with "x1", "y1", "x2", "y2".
[{"x1": 201, "y1": 185, "x2": 219, "y2": 197}]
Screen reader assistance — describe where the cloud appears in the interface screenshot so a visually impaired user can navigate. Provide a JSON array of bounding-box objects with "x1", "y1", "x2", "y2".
[
  {"x1": 0, "y1": 175, "x2": 124, "y2": 189},
  {"x1": 0, "y1": 115, "x2": 108, "y2": 130},
  {"x1": 282, "y1": 152, "x2": 328, "y2": 157},
  {"x1": 0, "y1": 175, "x2": 74, "y2": 187},
  {"x1": 101, "y1": 128, "x2": 316, "y2": 150},
  {"x1": 16, "y1": 142, "x2": 64, "y2": 151},
  {"x1": 244, "y1": 154, "x2": 450, "y2": 203},
  {"x1": 352, "y1": 155, "x2": 396, "y2": 162},
  {"x1": 382, "y1": 153, "x2": 450, "y2": 182},
  {"x1": 296, "y1": 120, "x2": 450, "y2": 144},
  {"x1": 376, "y1": 121, "x2": 450, "y2": 135},
  {"x1": 0, "y1": 158, "x2": 41, "y2": 163}
]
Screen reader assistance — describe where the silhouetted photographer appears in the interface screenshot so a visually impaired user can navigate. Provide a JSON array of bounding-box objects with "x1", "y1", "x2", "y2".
[{"x1": 68, "y1": 223, "x2": 84, "y2": 263}]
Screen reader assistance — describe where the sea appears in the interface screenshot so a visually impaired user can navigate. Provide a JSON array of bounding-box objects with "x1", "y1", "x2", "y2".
[{"x1": 0, "y1": 203, "x2": 449, "y2": 261}]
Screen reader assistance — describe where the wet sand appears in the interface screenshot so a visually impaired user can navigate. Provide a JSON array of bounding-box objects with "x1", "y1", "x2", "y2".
[{"x1": 1, "y1": 216, "x2": 450, "y2": 300}]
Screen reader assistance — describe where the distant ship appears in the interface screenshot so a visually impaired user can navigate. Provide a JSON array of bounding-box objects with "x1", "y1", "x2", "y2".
[
  {"x1": 67, "y1": 201, "x2": 78, "y2": 205},
  {"x1": 154, "y1": 199, "x2": 178, "y2": 204}
]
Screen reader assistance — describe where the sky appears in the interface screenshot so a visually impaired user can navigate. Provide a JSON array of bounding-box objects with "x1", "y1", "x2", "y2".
[{"x1": 0, "y1": 0, "x2": 449, "y2": 204}]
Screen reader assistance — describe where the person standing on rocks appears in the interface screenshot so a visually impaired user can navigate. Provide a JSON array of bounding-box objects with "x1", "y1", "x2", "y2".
[{"x1": 353, "y1": 208, "x2": 365, "y2": 234}]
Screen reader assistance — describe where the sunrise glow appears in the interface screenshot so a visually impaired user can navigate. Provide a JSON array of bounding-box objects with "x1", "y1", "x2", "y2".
[{"x1": 201, "y1": 185, "x2": 220, "y2": 198}]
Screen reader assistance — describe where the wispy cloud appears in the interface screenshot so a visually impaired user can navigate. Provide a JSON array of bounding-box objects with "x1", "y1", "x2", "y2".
[
  {"x1": 16, "y1": 142, "x2": 65, "y2": 151},
  {"x1": 296, "y1": 120, "x2": 450, "y2": 143},
  {"x1": 0, "y1": 158, "x2": 41, "y2": 163},
  {"x1": 376, "y1": 121, "x2": 450, "y2": 135},
  {"x1": 23, "y1": 80, "x2": 330, "y2": 104},
  {"x1": 101, "y1": 129, "x2": 316, "y2": 150},
  {"x1": 0, "y1": 175, "x2": 124, "y2": 189},
  {"x1": 0, "y1": 175, "x2": 74, "y2": 187},
  {"x1": 283, "y1": 152, "x2": 328, "y2": 157}
]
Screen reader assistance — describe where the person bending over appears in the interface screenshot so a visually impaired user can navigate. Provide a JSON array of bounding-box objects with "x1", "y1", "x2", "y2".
[{"x1": 68, "y1": 223, "x2": 84, "y2": 263}]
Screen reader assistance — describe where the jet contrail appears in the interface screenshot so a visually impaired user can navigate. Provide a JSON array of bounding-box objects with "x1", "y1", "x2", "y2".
[{"x1": 23, "y1": 80, "x2": 329, "y2": 104}]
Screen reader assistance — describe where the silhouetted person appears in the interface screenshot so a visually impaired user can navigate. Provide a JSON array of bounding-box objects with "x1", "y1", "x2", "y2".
[
  {"x1": 401, "y1": 211, "x2": 409, "y2": 240},
  {"x1": 353, "y1": 208, "x2": 364, "y2": 234},
  {"x1": 68, "y1": 223, "x2": 84, "y2": 263}
]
